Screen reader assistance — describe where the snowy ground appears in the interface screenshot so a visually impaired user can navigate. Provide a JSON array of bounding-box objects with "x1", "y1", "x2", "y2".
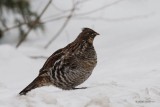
[{"x1": 1, "y1": 0, "x2": 160, "y2": 107}]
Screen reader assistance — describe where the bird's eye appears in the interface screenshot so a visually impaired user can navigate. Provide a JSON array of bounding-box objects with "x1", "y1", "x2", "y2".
[{"x1": 91, "y1": 33, "x2": 94, "y2": 35}]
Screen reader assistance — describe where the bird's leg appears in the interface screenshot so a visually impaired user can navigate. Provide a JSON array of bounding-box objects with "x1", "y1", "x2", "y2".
[{"x1": 72, "y1": 87, "x2": 87, "y2": 90}]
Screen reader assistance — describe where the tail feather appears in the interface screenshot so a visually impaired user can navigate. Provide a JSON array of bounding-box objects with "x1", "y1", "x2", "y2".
[{"x1": 19, "y1": 76, "x2": 51, "y2": 95}]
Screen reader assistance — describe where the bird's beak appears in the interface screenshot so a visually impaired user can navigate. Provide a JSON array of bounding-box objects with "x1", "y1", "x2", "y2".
[{"x1": 95, "y1": 32, "x2": 99, "y2": 35}]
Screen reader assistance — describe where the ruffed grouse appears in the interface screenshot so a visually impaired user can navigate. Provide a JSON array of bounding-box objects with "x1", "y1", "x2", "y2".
[{"x1": 19, "y1": 28, "x2": 99, "y2": 95}]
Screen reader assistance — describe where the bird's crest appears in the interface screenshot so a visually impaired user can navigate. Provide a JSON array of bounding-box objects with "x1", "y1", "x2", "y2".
[{"x1": 82, "y1": 27, "x2": 92, "y2": 32}]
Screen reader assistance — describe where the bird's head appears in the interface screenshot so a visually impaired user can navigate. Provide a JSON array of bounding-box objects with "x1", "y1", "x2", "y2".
[{"x1": 76, "y1": 27, "x2": 99, "y2": 44}]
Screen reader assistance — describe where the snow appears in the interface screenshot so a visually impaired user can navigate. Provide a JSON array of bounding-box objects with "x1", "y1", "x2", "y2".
[{"x1": 1, "y1": 0, "x2": 160, "y2": 107}]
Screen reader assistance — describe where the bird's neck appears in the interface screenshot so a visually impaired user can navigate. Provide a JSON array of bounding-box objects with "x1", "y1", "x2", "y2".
[{"x1": 65, "y1": 39, "x2": 94, "y2": 54}]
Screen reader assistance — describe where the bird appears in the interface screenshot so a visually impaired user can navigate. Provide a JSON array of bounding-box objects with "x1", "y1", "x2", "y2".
[{"x1": 19, "y1": 27, "x2": 99, "y2": 95}]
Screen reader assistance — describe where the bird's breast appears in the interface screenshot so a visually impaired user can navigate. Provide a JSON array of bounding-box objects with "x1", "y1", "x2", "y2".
[
  {"x1": 76, "y1": 49, "x2": 97, "y2": 72},
  {"x1": 81, "y1": 59, "x2": 97, "y2": 72}
]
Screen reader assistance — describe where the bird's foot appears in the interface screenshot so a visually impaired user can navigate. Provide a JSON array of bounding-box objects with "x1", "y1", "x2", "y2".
[{"x1": 72, "y1": 87, "x2": 87, "y2": 90}]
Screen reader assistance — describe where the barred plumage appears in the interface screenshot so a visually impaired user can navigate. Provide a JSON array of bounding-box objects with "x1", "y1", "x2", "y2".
[{"x1": 19, "y1": 28, "x2": 99, "y2": 95}]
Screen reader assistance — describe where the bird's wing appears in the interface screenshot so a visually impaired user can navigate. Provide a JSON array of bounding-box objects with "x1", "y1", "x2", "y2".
[
  {"x1": 39, "y1": 49, "x2": 78, "y2": 77},
  {"x1": 39, "y1": 48, "x2": 64, "y2": 75},
  {"x1": 39, "y1": 48, "x2": 78, "y2": 75},
  {"x1": 49, "y1": 54, "x2": 80, "y2": 84}
]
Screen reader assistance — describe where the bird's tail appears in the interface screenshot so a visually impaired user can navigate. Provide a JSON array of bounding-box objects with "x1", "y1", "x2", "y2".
[{"x1": 19, "y1": 76, "x2": 51, "y2": 95}]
